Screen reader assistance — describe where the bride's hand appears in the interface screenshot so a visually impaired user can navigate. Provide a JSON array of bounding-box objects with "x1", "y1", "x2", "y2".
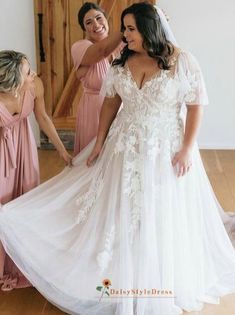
[
  {"x1": 172, "y1": 148, "x2": 192, "y2": 177},
  {"x1": 86, "y1": 142, "x2": 103, "y2": 167}
]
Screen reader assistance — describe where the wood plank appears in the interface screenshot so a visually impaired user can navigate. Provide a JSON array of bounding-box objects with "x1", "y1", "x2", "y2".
[
  {"x1": 41, "y1": 302, "x2": 67, "y2": 314},
  {"x1": 39, "y1": 148, "x2": 71, "y2": 182},
  {"x1": 34, "y1": 0, "x2": 41, "y2": 78},
  {"x1": 50, "y1": 0, "x2": 65, "y2": 112},
  {"x1": 99, "y1": 0, "x2": 117, "y2": 18},
  {"x1": 52, "y1": 116, "x2": 76, "y2": 130},
  {"x1": 52, "y1": 0, "x2": 84, "y2": 120},
  {"x1": 109, "y1": 0, "x2": 127, "y2": 33},
  {"x1": 37, "y1": 0, "x2": 53, "y2": 116},
  {"x1": 69, "y1": 0, "x2": 84, "y2": 54},
  {"x1": 214, "y1": 150, "x2": 235, "y2": 210},
  {"x1": 200, "y1": 150, "x2": 235, "y2": 211},
  {"x1": 52, "y1": 68, "x2": 79, "y2": 119},
  {"x1": 64, "y1": 0, "x2": 72, "y2": 80},
  {"x1": 0, "y1": 288, "x2": 47, "y2": 315}
]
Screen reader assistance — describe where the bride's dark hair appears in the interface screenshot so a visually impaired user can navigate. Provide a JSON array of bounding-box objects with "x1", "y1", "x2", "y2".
[{"x1": 113, "y1": 2, "x2": 174, "y2": 69}]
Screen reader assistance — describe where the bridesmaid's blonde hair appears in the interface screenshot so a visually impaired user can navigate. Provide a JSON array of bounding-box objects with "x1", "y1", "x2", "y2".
[{"x1": 0, "y1": 50, "x2": 28, "y2": 94}]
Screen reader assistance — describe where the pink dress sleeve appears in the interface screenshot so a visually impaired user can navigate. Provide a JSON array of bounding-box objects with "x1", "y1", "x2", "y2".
[{"x1": 71, "y1": 40, "x2": 93, "y2": 70}]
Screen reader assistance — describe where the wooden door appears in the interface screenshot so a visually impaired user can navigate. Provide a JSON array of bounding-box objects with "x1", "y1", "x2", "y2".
[{"x1": 34, "y1": 0, "x2": 156, "y2": 144}]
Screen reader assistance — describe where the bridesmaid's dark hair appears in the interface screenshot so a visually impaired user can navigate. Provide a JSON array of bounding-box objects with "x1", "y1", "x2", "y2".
[
  {"x1": 78, "y1": 2, "x2": 107, "y2": 31},
  {"x1": 113, "y1": 2, "x2": 174, "y2": 69}
]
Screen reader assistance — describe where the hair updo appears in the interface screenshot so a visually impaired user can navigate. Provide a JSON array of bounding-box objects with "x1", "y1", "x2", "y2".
[{"x1": 0, "y1": 50, "x2": 28, "y2": 94}]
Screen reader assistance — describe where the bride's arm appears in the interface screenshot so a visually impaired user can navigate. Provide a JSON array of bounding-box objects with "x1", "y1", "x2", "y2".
[
  {"x1": 172, "y1": 105, "x2": 203, "y2": 177},
  {"x1": 182, "y1": 105, "x2": 203, "y2": 150},
  {"x1": 87, "y1": 94, "x2": 122, "y2": 166}
]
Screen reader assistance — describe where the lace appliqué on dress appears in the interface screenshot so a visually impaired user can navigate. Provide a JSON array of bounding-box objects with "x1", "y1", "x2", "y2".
[
  {"x1": 76, "y1": 176, "x2": 104, "y2": 224},
  {"x1": 96, "y1": 225, "x2": 115, "y2": 273},
  {"x1": 76, "y1": 150, "x2": 114, "y2": 224}
]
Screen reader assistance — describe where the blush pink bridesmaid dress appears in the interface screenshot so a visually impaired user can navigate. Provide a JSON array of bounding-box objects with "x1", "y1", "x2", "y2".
[
  {"x1": 0, "y1": 87, "x2": 39, "y2": 290},
  {"x1": 72, "y1": 39, "x2": 115, "y2": 155}
]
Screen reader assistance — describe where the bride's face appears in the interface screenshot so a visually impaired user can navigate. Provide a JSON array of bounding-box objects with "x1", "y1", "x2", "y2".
[{"x1": 123, "y1": 14, "x2": 145, "y2": 53}]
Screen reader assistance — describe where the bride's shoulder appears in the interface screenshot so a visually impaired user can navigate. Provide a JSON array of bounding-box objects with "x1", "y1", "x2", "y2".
[
  {"x1": 104, "y1": 65, "x2": 123, "y2": 84},
  {"x1": 174, "y1": 49, "x2": 201, "y2": 72},
  {"x1": 175, "y1": 48, "x2": 197, "y2": 63},
  {"x1": 109, "y1": 64, "x2": 124, "y2": 76}
]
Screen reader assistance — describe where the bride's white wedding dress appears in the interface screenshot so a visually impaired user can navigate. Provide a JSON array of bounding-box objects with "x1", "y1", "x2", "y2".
[{"x1": 0, "y1": 51, "x2": 235, "y2": 315}]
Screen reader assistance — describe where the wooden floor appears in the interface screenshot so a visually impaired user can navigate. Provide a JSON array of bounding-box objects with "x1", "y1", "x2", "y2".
[{"x1": 0, "y1": 149, "x2": 235, "y2": 315}]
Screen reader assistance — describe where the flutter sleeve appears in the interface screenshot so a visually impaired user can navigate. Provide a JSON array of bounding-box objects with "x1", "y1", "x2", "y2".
[
  {"x1": 179, "y1": 51, "x2": 209, "y2": 106},
  {"x1": 100, "y1": 66, "x2": 117, "y2": 98}
]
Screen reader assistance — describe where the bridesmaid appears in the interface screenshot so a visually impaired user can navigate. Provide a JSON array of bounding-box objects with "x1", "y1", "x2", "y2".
[
  {"x1": 0, "y1": 50, "x2": 72, "y2": 290},
  {"x1": 72, "y1": 2, "x2": 124, "y2": 155}
]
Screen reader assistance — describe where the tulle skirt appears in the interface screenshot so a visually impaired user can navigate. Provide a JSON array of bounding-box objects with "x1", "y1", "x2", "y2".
[{"x1": 0, "y1": 130, "x2": 235, "y2": 314}]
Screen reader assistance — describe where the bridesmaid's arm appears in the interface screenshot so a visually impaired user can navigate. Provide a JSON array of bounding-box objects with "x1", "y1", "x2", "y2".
[
  {"x1": 81, "y1": 32, "x2": 123, "y2": 66},
  {"x1": 33, "y1": 76, "x2": 73, "y2": 166},
  {"x1": 87, "y1": 94, "x2": 122, "y2": 166}
]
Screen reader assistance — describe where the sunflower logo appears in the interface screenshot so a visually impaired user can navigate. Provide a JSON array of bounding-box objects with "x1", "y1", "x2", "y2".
[{"x1": 96, "y1": 279, "x2": 112, "y2": 302}]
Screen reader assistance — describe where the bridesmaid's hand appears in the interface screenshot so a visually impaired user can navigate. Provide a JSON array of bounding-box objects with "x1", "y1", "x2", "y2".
[
  {"x1": 60, "y1": 150, "x2": 73, "y2": 167},
  {"x1": 87, "y1": 142, "x2": 103, "y2": 167},
  {"x1": 172, "y1": 148, "x2": 192, "y2": 177}
]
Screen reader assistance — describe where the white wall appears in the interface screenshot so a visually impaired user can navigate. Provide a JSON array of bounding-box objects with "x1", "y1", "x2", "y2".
[
  {"x1": 0, "y1": 0, "x2": 40, "y2": 146},
  {"x1": 159, "y1": 0, "x2": 235, "y2": 148}
]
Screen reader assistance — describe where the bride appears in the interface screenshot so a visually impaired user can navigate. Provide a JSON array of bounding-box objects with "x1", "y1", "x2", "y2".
[{"x1": 0, "y1": 2, "x2": 235, "y2": 315}]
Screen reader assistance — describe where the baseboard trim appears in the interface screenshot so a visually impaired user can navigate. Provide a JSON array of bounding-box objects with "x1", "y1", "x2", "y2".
[{"x1": 199, "y1": 143, "x2": 235, "y2": 150}]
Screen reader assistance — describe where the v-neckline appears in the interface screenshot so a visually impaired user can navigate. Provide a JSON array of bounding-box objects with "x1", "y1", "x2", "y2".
[
  {"x1": 126, "y1": 62, "x2": 163, "y2": 91},
  {"x1": 125, "y1": 50, "x2": 182, "y2": 91},
  {"x1": 0, "y1": 90, "x2": 26, "y2": 118}
]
